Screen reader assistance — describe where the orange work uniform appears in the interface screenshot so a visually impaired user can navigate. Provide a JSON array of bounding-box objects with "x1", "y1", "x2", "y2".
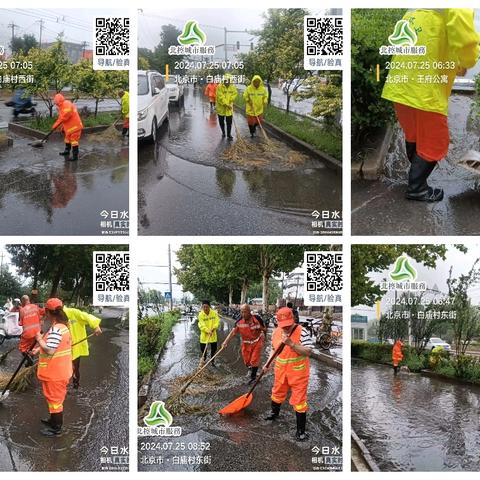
[
  {"x1": 18, "y1": 304, "x2": 44, "y2": 353},
  {"x1": 52, "y1": 94, "x2": 83, "y2": 147},
  {"x1": 392, "y1": 340, "x2": 404, "y2": 367},
  {"x1": 233, "y1": 315, "x2": 265, "y2": 368},
  {"x1": 37, "y1": 324, "x2": 73, "y2": 414},
  {"x1": 271, "y1": 325, "x2": 309, "y2": 413},
  {"x1": 204, "y1": 83, "x2": 217, "y2": 102}
]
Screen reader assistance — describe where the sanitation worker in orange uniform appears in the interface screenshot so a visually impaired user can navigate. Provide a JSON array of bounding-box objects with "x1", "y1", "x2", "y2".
[
  {"x1": 33, "y1": 298, "x2": 72, "y2": 437},
  {"x1": 264, "y1": 307, "x2": 313, "y2": 441},
  {"x1": 204, "y1": 81, "x2": 218, "y2": 110},
  {"x1": 392, "y1": 339, "x2": 404, "y2": 375},
  {"x1": 222, "y1": 304, "x2": 266, "y2": 384},
  {"x1": 52, "y1": 93, "x2": 84, "y2": 161},
  {"x1": 18, "y1": 295, "x2": 44, "y2": 358}
]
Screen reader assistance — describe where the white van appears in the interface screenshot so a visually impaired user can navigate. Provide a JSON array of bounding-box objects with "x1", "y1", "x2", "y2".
[{"x1": 138, "y1": 70, "x2": 169, "y2": 143}]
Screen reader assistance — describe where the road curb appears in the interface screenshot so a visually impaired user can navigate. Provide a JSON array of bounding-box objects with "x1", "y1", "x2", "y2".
[
  {"x1": 8, "y1": 119, "x2": 121, "y2": 140},
  {"x1": 0, "y1": 134, "x2": 13, "y2": 151},
  {"x1": 311, "y1": 350, "x2": 342, "y2": 370},
  {"x1": 234, "y1": 105, "x2": 342, "y2": 171},
  {"x1": 351, "y1": 429, "x2": 380, "y2": 472}
]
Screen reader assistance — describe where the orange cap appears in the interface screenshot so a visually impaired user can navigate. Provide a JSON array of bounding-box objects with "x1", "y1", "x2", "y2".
[
  {"x1": 45, "y1": 298, "x2": 63, "y2": 310},
  {"x1": 276, "y1": 307, "x2": 294, "y2": 328}
]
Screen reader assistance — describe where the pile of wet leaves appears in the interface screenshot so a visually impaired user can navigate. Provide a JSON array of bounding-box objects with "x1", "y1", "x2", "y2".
[{"x1": 222, "y1": 136, "x2": 309, "y2": 170}]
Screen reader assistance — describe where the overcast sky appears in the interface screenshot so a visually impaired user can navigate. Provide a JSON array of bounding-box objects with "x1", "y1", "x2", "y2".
[
  {"x1": 138, "y1": 8, "x2": 326, "y2": 57},
  {"x1": 0, "y1": 8, "x2": 127, "y2": 51},
  {"x1": 353, "y1": 244, "x2": 480, "y2": 319}
]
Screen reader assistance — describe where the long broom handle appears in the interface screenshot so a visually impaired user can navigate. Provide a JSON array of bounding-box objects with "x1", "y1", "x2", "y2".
[
  {"x1": 1, "y1": 332, "x2": 96, "y2": 395},
  {"x1": 1, "y1": 353, "x2": 28, "y2": 395},
  {"x1": 245, "y1": 325, "x2": 299, "y2": 399},
  {"x1": 180, "y1": 344, "x2": 226, "y2": 393}
]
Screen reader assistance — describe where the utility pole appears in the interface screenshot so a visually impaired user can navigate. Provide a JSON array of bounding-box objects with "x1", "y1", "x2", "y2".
[
  {"x1": 8, "y1": 22, "x2": 19, "y2": 50},
  {"x1": 38, "y1": 19, "x2": 45, "y2": 48},
  {"x1": 168, "y1": 244, "x2": 173, "y2": 311},
  {"x1": 81, "y1": 41, "x2": 87, "y2": 58}
]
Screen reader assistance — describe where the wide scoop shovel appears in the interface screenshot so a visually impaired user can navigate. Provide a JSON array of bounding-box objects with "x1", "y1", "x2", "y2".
[{"x1": 219, "y1": 325, "x2": 298, "y2": 415}]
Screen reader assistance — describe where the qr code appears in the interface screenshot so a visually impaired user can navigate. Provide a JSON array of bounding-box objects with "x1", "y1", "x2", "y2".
[
  {"x1": 305, "y1": 16, "x2": 343, "y2": 56},
  {"x1": 95, "y1": 17, "x2": 130, "y2": 56},
  {"x1": 94, "y1": 252, "x2": 129, "y2": 292},
  {"x1": 306, "y1": 252, "x2": 343, "y2": 292}
]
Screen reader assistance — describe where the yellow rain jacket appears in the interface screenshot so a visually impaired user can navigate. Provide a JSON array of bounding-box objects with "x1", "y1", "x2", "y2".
[
  {"x1": 198, "y1": 309, "x2": 220, "y2": 344},
  {"x1": 121, "y1": 91, "x2": 129, "y2": 119},
  {"x1": 215, "y1": 76, "x2": 238, "y2": 116},
  {"x1": 243, "y1": 75, "x2": 268, "y2": 116},
  {"x1": 65, "y1": 307, "x2": 101, "y2": 360},
  {"x1": 382, "y1": 9, "x2": 480, "y2": 116}
]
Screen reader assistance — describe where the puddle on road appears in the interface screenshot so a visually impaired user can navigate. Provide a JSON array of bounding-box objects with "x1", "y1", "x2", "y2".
[
  {"x1": 0, "y1": 318, "x2": 128, "y2": 471},
  {"x1": 352, "y1": 359, "x2": 480, "y2": 472},
  {"x1": 140, "y1": 316, "x2": 342, "y2": 471}
]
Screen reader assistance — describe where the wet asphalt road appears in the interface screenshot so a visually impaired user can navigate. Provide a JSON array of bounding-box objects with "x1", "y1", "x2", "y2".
[
  {"x1": 0, "y1": 312, "x2": 129, "y2": 472},
  {"x1": 138, "y1": 314, "x2": 342, "y2": 472},
  {"x1": 352, "y1": 94, "x2": 480, "y2": 235},
  {"x1": 0, "y1": 133, "x2": 128, "y2": 235},
  {"x1": 138, "y1": 88, "x2": 341, "y2": 236},
  {"x1": 352, "y1": 359, "x2": 480, "y2": 472}
]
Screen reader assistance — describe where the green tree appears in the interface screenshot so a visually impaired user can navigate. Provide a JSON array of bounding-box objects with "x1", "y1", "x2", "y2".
[
  {"x1": 446, "y1": 260, "x2": 480, "y2": 355},
  {"x1": 0, "y1": 266, "x2": 23, "y2": 300},
  {"x1": 351, "y1": 244, "x2": 467, "y2": 306},
  {"x1": 351, "y1": 9, "x2": 406, "y2": 145},
  {"x1": 71, "y1": 59, "x2": 128, "y2": 116},
  {"x1": 10, "y1": 34, "x2": 38, "y2": 55}
]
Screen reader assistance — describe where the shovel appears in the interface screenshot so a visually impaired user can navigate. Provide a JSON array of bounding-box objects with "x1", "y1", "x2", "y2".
[
  {"x1": 219, "y1": 325, "x2": 298, "y2": 415},
  {"x1": 29, "y1": 129, "x2": 55, "y2": 148},
  {"x1": 456, "y1": 150, "x2": 480, "y2": 175}
]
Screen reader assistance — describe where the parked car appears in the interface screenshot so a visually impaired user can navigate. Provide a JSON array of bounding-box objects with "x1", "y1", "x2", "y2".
[
  {"x1": 138, "y1": 70, "x2": 169, "y2": 143},
  {"x1": 163, "y1": 75, "x2": 184, "y2": 104},
  {"x1": 425, "y1": 337, "x2": 451, "y2": 352}
]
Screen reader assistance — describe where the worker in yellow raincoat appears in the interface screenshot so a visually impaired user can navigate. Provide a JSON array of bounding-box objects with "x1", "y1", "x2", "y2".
[
  {"x1": 382, "y1": 9, "x2": 480, "y2": 202},
  {"x1": 243, "y1": 75, "x2": 269, "y2": 138},
  {"x1": 215, "y1": 74, "x2": 238, "y2": 140},
  {"x1": 119, "y1": 89, "x2": 129, "y2": 137},
  {"x1": 198, "y1": 300, "x2": 220, "y2": 365},
  {"x1": 58, "y1": 300, "x2": 102, "y2": 389}
]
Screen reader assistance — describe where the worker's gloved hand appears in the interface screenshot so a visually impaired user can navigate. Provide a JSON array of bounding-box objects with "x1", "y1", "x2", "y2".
[
  {"x1": 94, "y1": 326, "x2": 102, "y2": 336},
  {"x1": 23, "y1": 352, "x2": 34, "y2": 366}
]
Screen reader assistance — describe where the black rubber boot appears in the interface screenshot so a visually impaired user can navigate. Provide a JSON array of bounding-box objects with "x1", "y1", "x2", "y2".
[
  {"x1": 248, "y1": 367, "x2": 258, "y2": 385},
  {"x1": 393, "y1": 365, "x2": 399, "y2": 375},
  {"x1": 405, "y1": 153, "x2": 444, "y2": 202},
  {"x1": 249, "y1": 125, "x2": 255, "y2": 138},
  {"x1": 295, "y1": 412, "x2": 309, "y2": 442},
  {"x1": 40, "y1": 415, "x2": 52, "y2": 426},
  {"x1": 121, "y1": 127, "x2": 128, "y2": 137},
  {"x1": 405, "y1": 141, "x2": 416, "y2": 163},
  {"x1": 265, "y1": 401, "x2": 281, "y2": 420},
  {"x1": 59, "y1": 143, "x2": 71, "y2": 156},
  {"x1": 70, "y1": 146, "x2": 79, "y2": 162},
  {"x1": 226, "y1": 120, "x2": 233, "y2": 140},
  {"x1": 40, "y1": 412, "x2": 62, "y2": 437}
]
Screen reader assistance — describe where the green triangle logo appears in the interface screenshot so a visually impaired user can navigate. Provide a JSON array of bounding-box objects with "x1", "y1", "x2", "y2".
[
  {"x1": 178, "y1": 20, "x2": 207, "y2": 46},
  {"x1": 388, "y1": 20, "x2": 418, "y2": 47},
  {"x1": 390, "y1": 255, "x2": 417, "y2": 282},
  {"x1": 143, "y1": 400, "x2": 173, "y2": 427}
]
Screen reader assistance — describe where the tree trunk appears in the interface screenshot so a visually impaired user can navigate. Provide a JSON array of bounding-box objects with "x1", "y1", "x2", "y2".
[
  {"x1": 95, "y1": 99, "x2": 99, "y2": 117},
  {"x1": 228, "y1": 285, "x2": 233, "y2": 306},
  {"x1": 240, "y1": 278, "x2": 249, "y2": 305},
  {"x1": 49, "y1": 265, "x2": 64, "y2": 297},
  {"x1": 286, "y1": 93, "x2": 291, "y2": 114},
  {"x1": 262, "y1": 273, "x2": 269, "y2": 314}
]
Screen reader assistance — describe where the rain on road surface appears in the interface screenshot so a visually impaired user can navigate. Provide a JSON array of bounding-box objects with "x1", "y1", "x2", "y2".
[
  {"x1": 0, "y1": 312, "x2": 129, "y2": 472},
  {"x1": 352, "y1": 94, "x2": 480, "y2": 235},
  {"x1": 139, "y1": 314, "x2": 342, "y2": 472},
  {"x1": 138, "y1": 87, "x2": 341, "y2": 236},
  {"x1": 352, "y1": 359, "x2": 480, "y2": 472},
  {"x1": 0, "y1": 133, "x2": 128, "y2": 235}
]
